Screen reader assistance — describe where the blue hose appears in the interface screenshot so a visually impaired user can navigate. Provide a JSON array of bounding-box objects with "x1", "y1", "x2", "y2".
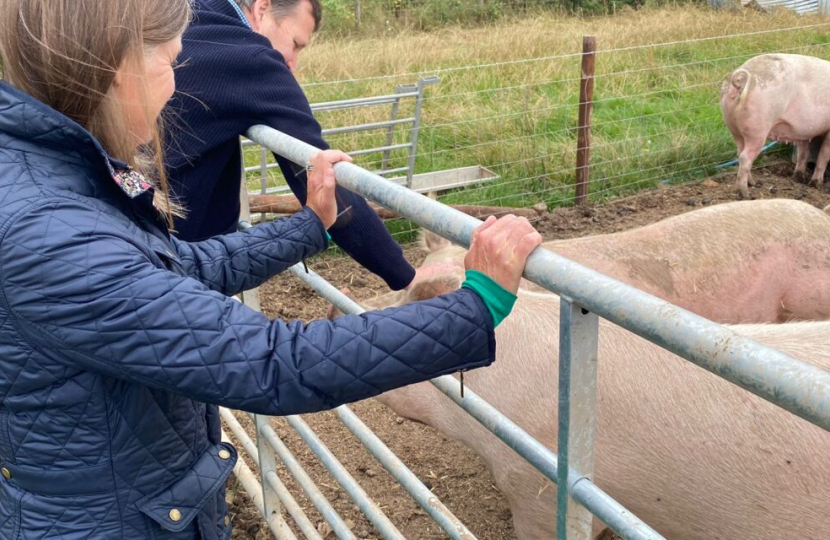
[
  {"x1": 714, "y1": 141, "x2": 779, "y2": 170},
  {"x1": 659, "y1": 141, "x2": 780, "y2": 185}
]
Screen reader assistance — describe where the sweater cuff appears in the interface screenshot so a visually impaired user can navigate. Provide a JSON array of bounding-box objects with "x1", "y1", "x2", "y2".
[
  {"x1": 461, "y1": 270, "x2": 517, "y2": 327},
  {"x1": 388, "y1": 262, "x2": 417, "y2": 291}
]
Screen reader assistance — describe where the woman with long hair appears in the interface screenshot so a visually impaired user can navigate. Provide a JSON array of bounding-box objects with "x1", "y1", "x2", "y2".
[{"x1": 0, "y1": 0, "x2": 541, "y2": 538}]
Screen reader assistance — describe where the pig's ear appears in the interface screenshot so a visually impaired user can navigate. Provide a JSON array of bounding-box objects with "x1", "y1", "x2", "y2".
[
  {"x1": 420, "y1": 229, "x2": 452, "y2": 253},
  {"x1": 407, "y1": 275, "x2": 462, "y2": 302}
]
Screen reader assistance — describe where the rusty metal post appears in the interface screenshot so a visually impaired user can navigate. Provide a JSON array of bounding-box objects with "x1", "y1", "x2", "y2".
[{"x1": 575, "y1": 36, "x2": 596, "y2": 206}]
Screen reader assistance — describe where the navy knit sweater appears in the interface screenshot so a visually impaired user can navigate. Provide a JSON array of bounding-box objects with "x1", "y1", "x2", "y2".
[{"x1": 164, "y1": 0, "x2": 415, "y2": 290}]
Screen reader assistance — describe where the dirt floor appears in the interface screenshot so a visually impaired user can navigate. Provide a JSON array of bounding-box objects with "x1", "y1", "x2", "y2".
[{"x1": 225, "y1": 163, "x2": 830, "y2": 540}]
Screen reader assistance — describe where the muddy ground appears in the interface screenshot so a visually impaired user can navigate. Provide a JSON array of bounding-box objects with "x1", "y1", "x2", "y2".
[{"x1": 225, "y1": 164, "x2": 830, "y2": 540}]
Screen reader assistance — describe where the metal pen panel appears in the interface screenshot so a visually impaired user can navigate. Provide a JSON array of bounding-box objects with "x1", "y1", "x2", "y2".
[
  {"x1": 334, "y1": 406, "x2": 479, "y2": 540},
  {"x1": 220, "y1": 414, "x2": 323, "y2": 540},
  {"x1": 284, "y1": 265, "x2": 480, "y2": 540},
  {"x1": 254, "y1": 415, "x2": 358, "y2": 540},
  {"x1": 221, "y1": 429, "x2": 299, "y2": 540},
  {"x1": 284, "y1": 415, "x2": 407, "y2": 540},
  {"x1": 283, "y1": 262, "x2": 663, "y2": 540},
  {"x1": 245, "y1": 124, "x2": 830, "y2": 433}
]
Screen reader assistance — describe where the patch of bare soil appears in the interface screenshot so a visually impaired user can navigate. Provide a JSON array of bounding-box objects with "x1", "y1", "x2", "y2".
[{"x1": 227, "y1": 165, "x2": 830, "y2": 540}]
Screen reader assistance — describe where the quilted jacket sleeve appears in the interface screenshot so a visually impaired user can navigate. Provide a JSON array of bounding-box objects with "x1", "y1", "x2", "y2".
[
  {"x1": 0, "y1": 201, "x2": 496, "y2": 415},
  {"x1": 172, "y1": 207, "x2": 326, "y2": 296}
]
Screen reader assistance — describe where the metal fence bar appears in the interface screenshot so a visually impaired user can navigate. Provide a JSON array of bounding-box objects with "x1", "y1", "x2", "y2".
[
  {"x1": 348, "y1": 143, "x2": 412, "y2": 157},
  {"x1": 222, "y1": 430, "x2": 321, "y2": 540},
  {"x1": 283, "y1": 262, "x2": 662, "y2": 540},
  {"x1": 429, "y1": 377, "x2": 662, "y2": 540},
  {"x1": 259, "y1": 147, "x2": 270, "y2": 222},
  {"x1": 381, "y1": 86, "x2": 409, "y2": 171},
  {"x1": 245, "y1": 162, "x2": 279, "y2": 174},
  {"x1": 284, "y1": 415, "x2": 407, "y2": 540},
  {"x1": 245, "y1": 124, "x2": 830, "y2": 433},
  {"x1": 243, "y1": 158, "x2": 402, "y2": 176},
  {"x1": 333, "y1": 406, "x2": 479, "y2": 540},
  {"x1": 254, "y1": 415, "x2": 358, "y2": 540},
  {"x1": 322, "y1": 117, "x2": 415, "y2": 136},
  {"x1": 374, "y1": 166, "x2": 410, "y2": 177},
  {"x1": 556, "y1": 298, "x2": 599, "y2": 540},
  {"x1": 405, "y1": 76, "x2": 439, "y2": 186},
  {"x1": 237, "y1": 190, "x2": 263, "y2": 306},
  {"x1": 222, "y1": 430, "x2": 300, "y2": 540},
  {"x1": 220, "y1": 409, "x2": 324, "y2": 540},
  {"x1": 255, "y1": 414, "x2": 285, "y2": 534},
  {"x1": 244, "y1": 78, "x2": 438, "y2": 198},
  {"x1": 310, "y1": 93, "x2": 420, "y2": 111}
]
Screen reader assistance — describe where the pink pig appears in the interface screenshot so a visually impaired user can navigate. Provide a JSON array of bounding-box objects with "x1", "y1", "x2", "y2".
[{"x1": 721, "y1": 53, "x2": 830, "y2": 198}]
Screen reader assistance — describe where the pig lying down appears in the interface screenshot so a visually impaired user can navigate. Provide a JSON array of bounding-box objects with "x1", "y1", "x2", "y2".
[
  {"x1": 721, "y1": 53, "x2": 830, "y2": 198},
  {"x1": 377, "y1": 289, "x2": 830, "y2": 540},
  {"x1": 334, "y1": 199, "x2": 830, "y2": 538},
  {"x1": 405, "y1": 199, "x2": 830, "y2": 324}
]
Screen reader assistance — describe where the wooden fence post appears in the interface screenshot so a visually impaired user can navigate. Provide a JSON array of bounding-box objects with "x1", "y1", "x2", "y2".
[
  {"x1": 354, "y1": 0, "x2": 361, "y2": 30},
  {"x1": 575, "y1": 36, "x2": 596, "y2": 206}
]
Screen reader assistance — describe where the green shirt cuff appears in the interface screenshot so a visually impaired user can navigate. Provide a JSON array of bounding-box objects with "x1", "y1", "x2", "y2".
[{"x1": 461, "y1": 270, "x2": 517, "y2": 327}]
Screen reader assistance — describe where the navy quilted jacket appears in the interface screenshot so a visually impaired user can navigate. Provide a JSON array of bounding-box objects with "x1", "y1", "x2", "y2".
[{"x1": 0, "y1": 81, "x2": 496, "y2": 539}]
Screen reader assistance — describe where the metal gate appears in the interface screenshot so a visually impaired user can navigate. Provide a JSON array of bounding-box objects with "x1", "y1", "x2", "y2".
[{"x1": 223, "y1": 124, "x2": 830, "y2": 540}]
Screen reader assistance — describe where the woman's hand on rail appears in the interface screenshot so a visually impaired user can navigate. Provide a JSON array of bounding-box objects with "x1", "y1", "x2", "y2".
[
  {"x1": 464, "y1": 215, "x2": 542, "y2": 294},
  {"x1": 305, "y1": 150, "x2": 352, "y2": 229}
]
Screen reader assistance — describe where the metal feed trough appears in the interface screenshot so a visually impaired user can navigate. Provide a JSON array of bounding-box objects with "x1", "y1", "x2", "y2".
[
  {"x1": 225, "y1": 124, "x2": 830, "y2": 540},
  {"x1": 241, "y1": 76, "x2": 499, "y2": 214}
]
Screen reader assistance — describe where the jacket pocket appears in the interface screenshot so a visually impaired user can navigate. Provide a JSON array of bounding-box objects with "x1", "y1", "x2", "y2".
[{"x1": 136, "y1": 442, "x2": 236, "y2": 537}]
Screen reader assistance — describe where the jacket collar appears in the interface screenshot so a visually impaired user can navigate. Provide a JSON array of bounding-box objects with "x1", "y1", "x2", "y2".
[
  {"x1": 0, "y1": 81, "x2": 153, "y2": 200},
  {"x1": 197, "y1": 0, "x2": 252, "y2": 29},
  {"x1": 223, "y1": 0, "x2": 252, "y2": 28}
]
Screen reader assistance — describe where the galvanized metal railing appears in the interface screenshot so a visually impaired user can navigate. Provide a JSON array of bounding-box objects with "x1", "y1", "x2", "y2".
[{"x1": 230, "y1": 124, "x2": 830, "y2": 540}]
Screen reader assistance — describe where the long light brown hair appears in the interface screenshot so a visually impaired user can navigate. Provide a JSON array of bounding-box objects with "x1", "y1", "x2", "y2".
[{"x1": 0, "y1": 0, "x2": 191, "y2": 226}]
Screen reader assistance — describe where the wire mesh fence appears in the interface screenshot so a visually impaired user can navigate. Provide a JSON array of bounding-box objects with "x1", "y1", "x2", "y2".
[{"x1": 243, "y1": 7, "x2": 830, "y2": 255}]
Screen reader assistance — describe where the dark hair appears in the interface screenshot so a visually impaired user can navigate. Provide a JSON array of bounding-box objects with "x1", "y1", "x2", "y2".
[{"x1": 235, "y1": 0, "x2": 322, "y2": 31}]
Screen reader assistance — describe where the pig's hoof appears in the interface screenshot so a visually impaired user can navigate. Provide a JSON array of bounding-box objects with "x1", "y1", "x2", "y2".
[{"x1": 794, "y1": 171, "x2": 810, "y2": 184}]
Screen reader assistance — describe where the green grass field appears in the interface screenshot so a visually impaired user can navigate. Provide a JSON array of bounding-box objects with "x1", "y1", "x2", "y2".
[{"x1": 244, "y1": 5, "x2": 830, "y2": 241}]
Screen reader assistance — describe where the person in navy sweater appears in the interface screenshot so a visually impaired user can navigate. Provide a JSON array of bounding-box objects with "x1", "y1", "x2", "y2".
[{"x1": 165, "y1": 0, "x2": 418, "y2": 290}]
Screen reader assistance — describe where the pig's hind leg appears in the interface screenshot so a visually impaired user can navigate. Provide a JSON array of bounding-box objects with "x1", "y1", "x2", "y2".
[
  {"x1": 794, "y1": 140, "x2": 811, "y2": 183},
  {"x1": 810, "y1": 134, "x2": 830, "y2": 191},
  {"x1": 736, "y1": 136, "x2": 766, "y2": 199}
]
